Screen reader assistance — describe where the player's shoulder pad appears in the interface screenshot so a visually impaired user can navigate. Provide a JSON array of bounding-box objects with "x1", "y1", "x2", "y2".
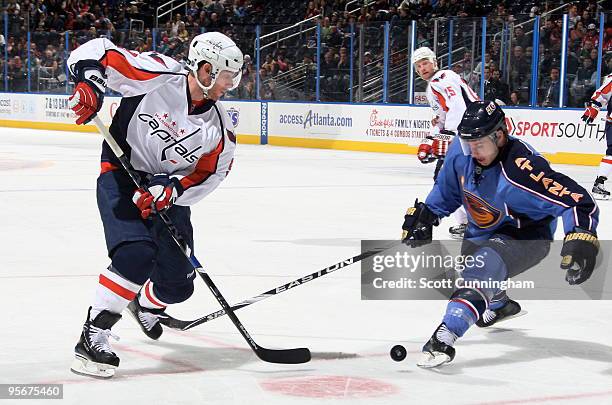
[{"x1": 500, "y1": 138, "x2": 586, "y2": 205}]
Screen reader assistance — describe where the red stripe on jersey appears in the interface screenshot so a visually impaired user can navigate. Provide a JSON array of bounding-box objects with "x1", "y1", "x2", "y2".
[
  {"x1": 598, "y1": 80, "x2": 612, "y2": 95},
  {"x1": 431, "y1": 87, "x2": 449, "y2": 112},
  {"x1": 180, "y1": 136, "x2": 225, "y2": 190},
  {"x1": 99, "y1": 274, "x2": 137, "y2": 300},
  {"x1": 144, "y1": 281, "x2": 166, "y2": 308},
  {"x1": 100, "y1": 161, "x2": 118, "y2": 174},
  {"x1": 601, "y1": 158, "x2": 612, "y2": 165},
  {"x1": 101, "y1": 49, "x2": 161, "y2": 81}
]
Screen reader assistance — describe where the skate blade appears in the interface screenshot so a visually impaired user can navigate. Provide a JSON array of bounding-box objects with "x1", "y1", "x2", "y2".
[
  {"x1": 449, "y1": 233, "x2": 464, "y2": 240},
  {"x1": 70, "y1": 355, "x2": 116, "y2": 379},
  {"x1": 416, "y1": 351, "x2": 452, "y2": 368},
  {"x1": 593, "y1": 194, "x2": 610, "y2": 201},
  {"x1": 494, "y1": 310, "x2": 528, "y2": 325}
]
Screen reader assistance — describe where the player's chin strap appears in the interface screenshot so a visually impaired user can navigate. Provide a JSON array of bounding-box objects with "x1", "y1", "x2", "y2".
[{"x1": 193, "y1": 71, "x2": 213, "y2": 96}]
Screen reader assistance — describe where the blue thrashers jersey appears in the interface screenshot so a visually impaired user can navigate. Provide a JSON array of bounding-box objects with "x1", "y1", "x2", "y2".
[{"x1": 425, "y1": 137, "x2": 599, "y2": 240}]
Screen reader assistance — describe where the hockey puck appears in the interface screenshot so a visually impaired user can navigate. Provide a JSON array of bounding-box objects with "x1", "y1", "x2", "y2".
[{"x1": 390, "y1": 345, "x2": 407, "y2": 362}]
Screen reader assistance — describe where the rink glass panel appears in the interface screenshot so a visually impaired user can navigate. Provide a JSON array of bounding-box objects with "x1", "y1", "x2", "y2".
[{"x1": 0, "y1": 12, "x2": 608, "y2": 108}]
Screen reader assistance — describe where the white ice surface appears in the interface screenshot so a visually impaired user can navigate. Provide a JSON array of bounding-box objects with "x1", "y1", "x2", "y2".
[{"x1": 1, "y1": 127, "x2": 611, "y2": 405}]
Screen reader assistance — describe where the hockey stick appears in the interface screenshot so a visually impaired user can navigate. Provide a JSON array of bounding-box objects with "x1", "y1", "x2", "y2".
[
  {"x1": 159, "y1": 243, "x2": 399, "y2": 331},
  {"x1": 92, "y1": 116, "x2": 310, "y2": 364}
]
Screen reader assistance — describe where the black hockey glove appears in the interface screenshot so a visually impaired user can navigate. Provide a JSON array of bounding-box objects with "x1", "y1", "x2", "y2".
[
  {"x1": 401, "y1": 199, "x2": 440, "y2": 247},
  {"x1": 560, "y1": 229, "x2": 599, "y2": 285}
]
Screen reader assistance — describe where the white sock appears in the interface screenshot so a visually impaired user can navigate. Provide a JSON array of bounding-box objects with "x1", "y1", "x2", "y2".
[
  {"x1": 452, "y1": 206, "x2": 467, "y2": 224},
  {"x1": 597, "y1": 156, "x2": 612, "y2": 179},
  {"x1": 90, "y1": 267, "x2": 142, "y2": 320},
  {"x1": 138, "y1": 280, "x2": 168, "y2": 310}
]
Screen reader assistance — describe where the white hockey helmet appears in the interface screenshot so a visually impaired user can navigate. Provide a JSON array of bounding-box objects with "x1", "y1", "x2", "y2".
[
  {"x1": 186, "y1": 31, "x2": 244, "y2": 94},
  {"x1": 411, "y1": 46, "x2": 438, "y2": 70}
]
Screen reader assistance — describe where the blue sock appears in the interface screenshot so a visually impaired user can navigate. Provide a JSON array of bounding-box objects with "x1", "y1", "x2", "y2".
[{"x1": 442, "y1": 300, "x2": 478, "y2": 337}]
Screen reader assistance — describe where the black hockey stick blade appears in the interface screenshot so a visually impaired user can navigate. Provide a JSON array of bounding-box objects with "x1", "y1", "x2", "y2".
[{"x1": 257, "y1": 347, "x2": 311, "y2": 364}]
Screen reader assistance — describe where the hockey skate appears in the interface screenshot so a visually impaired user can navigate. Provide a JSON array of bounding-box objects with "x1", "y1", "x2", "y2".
[
  {"x1": 127, "y1": 296, "x2": 165, "y2": 340},
  {"x1": 71, "y1": 307, "x2": 121, "y2": 379},
  {"x1": 417, "y1": 323, "x2": 457, "y2": 368},
  {"x1": 476, "y1": 298, "x2": 523, "y2": 328},
  {"x1": 448, "y1": 223, "x2": 466, "y2": 240},
  {"x1": 592, "y1": 176, "x2": 610, "y2": 200}
]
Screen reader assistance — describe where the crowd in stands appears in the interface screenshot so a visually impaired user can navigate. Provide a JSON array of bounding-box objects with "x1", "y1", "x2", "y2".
[{"x1": 0, "y1": 0, "x2": 609, "y2": 108}]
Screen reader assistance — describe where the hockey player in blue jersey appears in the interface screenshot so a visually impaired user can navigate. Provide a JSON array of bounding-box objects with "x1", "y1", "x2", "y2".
[{"x1": 401, "y1": 100, "x2": 600, "y2": 368}]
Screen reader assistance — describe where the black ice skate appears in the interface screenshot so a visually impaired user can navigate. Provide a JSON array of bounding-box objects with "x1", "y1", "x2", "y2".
[
  {"x1": 71, "y1": 307, "x2": 121, "y2": 379},
  {"x1": 476, "y1": 299, "x2": 522, "y2": 328},
  {"x1": 448, "y1": 223, "x2": 466, "y2": 240},
  {"x1": 127, "y1": 297, "x2": 165, "y2": 340},
  {"x1": 592, "y1": 176, "x2": 610, "y2": 200},
  {"x1": 417, "y1": 323, "x2": 457, "y2": 368}
]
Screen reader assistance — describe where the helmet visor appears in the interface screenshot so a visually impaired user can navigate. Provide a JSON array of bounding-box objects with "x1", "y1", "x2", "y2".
[
  {"x1": 459, "y1": 131, "x2": 497, "y2": 156},
  {"x1": 216, "y1": 69, "x2": 242, "y2": 91}
]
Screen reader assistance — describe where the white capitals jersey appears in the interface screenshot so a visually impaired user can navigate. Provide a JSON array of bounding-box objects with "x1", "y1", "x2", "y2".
[
  {"x1": 425, "y1": 69, "x2": 480, "y2": 132},
  {"x1": 589, "y1": 73, "x2": 612, "y2": 122},
  {"x1": 67, "y1": 38, "x2": 236, "y2": 206}
]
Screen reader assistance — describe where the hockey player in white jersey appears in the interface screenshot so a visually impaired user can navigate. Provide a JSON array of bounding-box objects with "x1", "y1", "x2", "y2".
[
  {"x1": 412, "y1": 47, "x2": 479, "y2": 239},
  {"x1": 67, "y1": 32, "x2": 243, "y2": 378},
  {"x1": 581, "y1": 73, "x2": 612, "y2": 200}
]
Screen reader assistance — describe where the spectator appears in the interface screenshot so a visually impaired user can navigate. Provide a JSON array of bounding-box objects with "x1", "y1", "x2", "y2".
[
  {"x1": 171, "y1": 14, "x2": 182, "y2": 37},
  {"x1": 8, "y1": 55, "x2": 27, "y2": 92},
  {"x1": 513, "y1": 26, "x2": 530, "y2": 49},
  {"x1": 542, "y1": 66, "x2": 566, "y2": 107},
  {"x1": 262, "y1": 54, "x2": 278, "y2": 76},
  {"x1": 571, "y1": 57, "x2": 596, "y2": 105},
  {"x1": 582, "y1": 23, "x2": 599, "y2": 48},
  {"x1": 490, "y1": 40, "x2": 502, "y2": 66},
  {"x1": 509, "y1": 45, "x2": 530, "y2": 91},
  {"x1": 485, "y1": 67, "x2": 510, "y2": 104},
  {"x1": 603, "y1": 27, "x2": 612, "y2": 53},
  {"x1": 337, "y1": 46, "x2": 350, "y2": 73},
  {"x1": 567, "y1": 4, "x2": 580, "y2": 29},
  {"x1": 327, "y1": 25, "x2": 344, "y2": 49},
  {"x1": 570, "y1": 20, "x2": 586, "y2": 49},
  {"x1": 581, "y1": 39, "x2": 596, "y2": 61},
  {"x1": 207, "y1": 12, "x2": 223, "y2": 31},
  {"x1": 186, "y1": 1, "x2": 200, "y2": 18},
  {"x1": 177, "y1": 22, "x2": 190, "y2": 43},
  {"x1": 305, "y1": 1, "x2": 320, "y2": 19},
  {"x1": 276, "y1": 54, "x2": 290, "y2": 73},
  {"x1": 509, "y1": 91, "x2": 522, "y2": 106}
]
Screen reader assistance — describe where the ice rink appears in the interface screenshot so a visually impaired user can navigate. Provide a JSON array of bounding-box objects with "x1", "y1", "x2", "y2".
[{"x1": 1, "y1": 127, "x2": 612, "y2": 405}]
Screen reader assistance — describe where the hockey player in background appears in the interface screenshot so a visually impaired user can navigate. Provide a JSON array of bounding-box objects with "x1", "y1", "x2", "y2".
[
  {"x1": 401, "y1": 100, "x2": 599, "y2": 368},
  {"x1": 67, "y1": 32, "x2": 243, "y2": 378},
  {"x1": 581, "y1": 73, "x2": 612, "y2": 200},
  {"x1": 412, "y1": 47, "x2": 479, "y2": 239}
]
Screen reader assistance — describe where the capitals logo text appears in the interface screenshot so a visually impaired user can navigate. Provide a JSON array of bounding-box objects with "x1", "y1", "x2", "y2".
[{"x1": 138, "y1": 113, "x2": 202, "y2": 164}]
